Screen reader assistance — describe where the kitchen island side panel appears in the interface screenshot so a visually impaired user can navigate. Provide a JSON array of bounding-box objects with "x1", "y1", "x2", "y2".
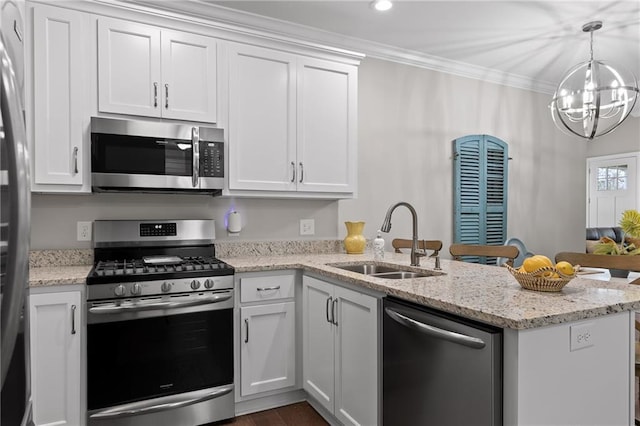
[{"x1": 503, "y1": 310, "x2": 632, "y2": 425}]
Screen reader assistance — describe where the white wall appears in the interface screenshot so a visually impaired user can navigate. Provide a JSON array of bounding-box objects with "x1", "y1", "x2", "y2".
[
  {"x1": 30, "y1": 194, "x2": 338, "y2": 249},
  {"x1": 340, "y1": 57, "x2": 601, "y2": 259},
  {"x1": 30, "y1": 56, "x2": 637, "y2": 256}
]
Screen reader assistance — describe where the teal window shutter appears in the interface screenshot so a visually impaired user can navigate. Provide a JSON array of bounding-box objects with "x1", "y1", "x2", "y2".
[{"x1": 453, "y1": 134, "x2": 508, "y2": 264}]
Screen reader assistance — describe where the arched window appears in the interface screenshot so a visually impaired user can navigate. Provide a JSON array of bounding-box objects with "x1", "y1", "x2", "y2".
[{"x1": 452, "y1": 134, "x2": 508, "y2": 264}]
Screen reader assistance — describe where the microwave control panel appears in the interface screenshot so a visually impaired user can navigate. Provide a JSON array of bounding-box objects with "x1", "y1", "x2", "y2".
[{"x1": 200, "y1": 142, "x2": 224, "y2": 177}]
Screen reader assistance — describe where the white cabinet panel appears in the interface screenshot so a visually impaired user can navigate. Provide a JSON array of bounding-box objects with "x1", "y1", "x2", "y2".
[
  {"x1": 302, "y1": 276, "x2": 335, "y2": 410},
  {"x1": 98, "y1": 17, "x2": 161, "y2": 117},
  {"x1": 227, "y1": 42, "x2": 357, "y2": 197},
  {"x1": 240, "y1": 273, "x2": 295, "y2": 303},
  {"x1": 32, "y1": 4, "x2": 86, "y2": 190},
  {"x1": 228, "y1": 44, "x2": 296, "y2": 191},
  {"x1": 98, "y1": 18, "x2": 217, "y2": 122},
  {"x1": 297, "y1": 58, "x2": 357, "y2": 193},
  {"x1": 302, "y1": 275, "x2": 379, "y2": 425},
  {"x1": 333, "y1": 285, "x2": 378, "y2": 426},
  {"x1": 29, "y1": 290, "x2": 82, "y2": 426},
  {"x1": 240, "y1": 302, "x2": 295, "y2": 396},
  {"x1": 161, "y1": 30, "x2": 217, "y2": 122}
]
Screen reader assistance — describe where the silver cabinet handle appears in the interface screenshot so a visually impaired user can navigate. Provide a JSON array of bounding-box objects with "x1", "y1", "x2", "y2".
[
  {"x1": 384, "y1": 307, "x2": 486, "y2": 349},
  {"x1": 244, "y1": 318, "x2": 249, "y2": 343},
  {"x1": 191, "y1": 127, "x2": 200, "y2": 188},
  {"x1": 90, "y1": 386, "x2": 233, "y2": 420},
  {"x1": 326, "y1": 296, "x2": 332, "y2": 323},
  {"x1": 13, "y1": 20, "x2": 23, "y2": 42},
  {"x1": 153, "y1": 82, "x2": 158, "y2": 108},
  {"x1": 72, "y1": 146, "x2": 78, "y2": 174},
  {"x1": 0, "y1": 33, "x2": 30, "y2": 388},
  {"x1": 299, "y1": 162, "x2": 304, "y2": 183},
  {"x1": 291, "y1": 161, "x2": 296, "y2": 183},
  {"x1": 71, "y1": 305, "x2": 77, "y2": 335},
  {"x1": 332, "y1": 298, "x2": 338, "y2": 326},
  {"x1": 165, "y1": 83, "x2": 169, "y2": 109},
  {"x1": 257, "y1": 285, "x2": 280, "y2": 292}
]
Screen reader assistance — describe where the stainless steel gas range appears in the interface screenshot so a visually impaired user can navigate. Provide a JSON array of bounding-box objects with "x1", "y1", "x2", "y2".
[{"x1": 85, "y1": 220, "x2": 235, "y2": 426}]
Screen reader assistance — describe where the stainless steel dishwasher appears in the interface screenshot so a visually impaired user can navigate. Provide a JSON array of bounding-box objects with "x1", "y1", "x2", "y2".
[{"x1": 383, "y1": 297, "x2": 502, "y2": 426}]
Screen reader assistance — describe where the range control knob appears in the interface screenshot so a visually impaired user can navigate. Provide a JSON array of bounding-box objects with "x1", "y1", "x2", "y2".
[
  {"x1": 161, "y1": 282, "x2": 172, "y2": 293},
  {"x1": 190, "y1": 280, "x2": 201, "y2": 290},
  {"x1": 131, "y1": 283, "x2": 142, "y2": 296},
  {"x1": 114, "y1": 284, "x2": 126, "y2": 297},
  {"x1": 204, "y1": 279, "x2": 215, "y2": 289}
]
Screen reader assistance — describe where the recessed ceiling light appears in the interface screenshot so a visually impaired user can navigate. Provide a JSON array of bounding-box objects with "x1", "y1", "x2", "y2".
[{"x1": 371, "y1": 0, "x2": 393, "y2": 12}]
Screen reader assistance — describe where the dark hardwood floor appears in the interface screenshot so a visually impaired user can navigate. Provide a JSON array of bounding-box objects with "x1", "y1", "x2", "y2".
[{"x1": 216, "y1": 402, "x2": 328, "y2": 426}]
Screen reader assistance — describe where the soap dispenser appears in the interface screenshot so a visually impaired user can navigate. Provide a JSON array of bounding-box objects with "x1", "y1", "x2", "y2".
[{"x1": 373, "y1": 230, "x2": 385, "y2": 260}]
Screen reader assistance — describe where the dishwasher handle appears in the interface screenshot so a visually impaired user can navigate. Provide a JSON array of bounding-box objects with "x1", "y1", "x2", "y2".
[{"x1": 384, "y1": 307, "x2": 486, "y2": 349}]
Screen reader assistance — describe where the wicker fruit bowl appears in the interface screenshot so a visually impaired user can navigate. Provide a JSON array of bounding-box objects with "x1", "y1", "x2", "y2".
[{"x1": 504, "y1": 264, "x2": 578, "y2": 292}]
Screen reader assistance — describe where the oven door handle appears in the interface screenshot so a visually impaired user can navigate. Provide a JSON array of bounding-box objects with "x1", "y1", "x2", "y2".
[
  {"x1": 89, "y1": 292, "x2": 232, "y2": 314},
  {"x1": 89, "y1": 385, "x2": 233, "y2": 420}
]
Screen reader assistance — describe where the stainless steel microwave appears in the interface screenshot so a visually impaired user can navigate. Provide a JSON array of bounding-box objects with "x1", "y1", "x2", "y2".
[{"x1": 90, "y1": 117, "x2": 224, "y2": 194}]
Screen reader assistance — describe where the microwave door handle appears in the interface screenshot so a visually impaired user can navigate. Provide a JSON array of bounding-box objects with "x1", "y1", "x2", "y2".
[{"x1": 191, "y1": 127, "x2": 200, "y2": 188}]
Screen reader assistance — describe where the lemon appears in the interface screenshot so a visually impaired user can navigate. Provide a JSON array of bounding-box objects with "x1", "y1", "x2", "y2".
[
  {"x1": 522, "y1": 255, "x2": 553, "y2": 273},
  {"x1": 555, "y1": 261, "x2": 575, "y2": 276}
]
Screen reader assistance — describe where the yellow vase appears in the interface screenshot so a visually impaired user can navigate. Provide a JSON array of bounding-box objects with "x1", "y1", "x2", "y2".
[{"x1": 344, "y1": 221, "x2": 366, "y2": 254}]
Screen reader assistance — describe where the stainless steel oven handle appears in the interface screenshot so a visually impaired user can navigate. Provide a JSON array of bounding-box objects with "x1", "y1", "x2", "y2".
[
  {"x1": 384, "y1": 307, "x2": 486, "y2": 349},
  {"x1": 89, "y1": 292, "x2": 232, "y2": 314},
  {"x1": 89, "y1": 385, "x2": 233, "y2": 420}
]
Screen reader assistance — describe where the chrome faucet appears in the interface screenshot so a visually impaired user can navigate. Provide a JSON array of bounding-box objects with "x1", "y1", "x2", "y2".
[{"x1": 380, "y1": 202, "x2": 426, "y2": 266}]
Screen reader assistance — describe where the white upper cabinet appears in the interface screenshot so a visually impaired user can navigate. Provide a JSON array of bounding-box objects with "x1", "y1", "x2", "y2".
[
  {"x1": 97, "y1": 17, "x2": 217, "y2": 123},
  {"x1": 297, "y1": 58, "x2": 357, "y2": 194},
  {"x1": 228, "y1": 44, "x2": 297, "y2": 191},
  {"x1": 30, "y1": 3, "x2": 89, "y2": 192},
  {"x1": 227, "y1": 42, "x2": 358, "y2": 197}
]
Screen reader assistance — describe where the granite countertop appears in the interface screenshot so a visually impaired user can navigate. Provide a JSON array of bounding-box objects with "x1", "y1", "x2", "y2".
[
  {"x1": 29, "y1": 250, "x2": 640, "y2": 330},
  {"x1": 222, "y1": 252, "x2": 640, "y2": 330}
]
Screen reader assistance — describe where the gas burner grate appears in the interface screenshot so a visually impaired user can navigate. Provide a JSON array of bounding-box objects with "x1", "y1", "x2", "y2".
[{"x1": 92, "y1": 256, "x2": 227, "y2": 277}]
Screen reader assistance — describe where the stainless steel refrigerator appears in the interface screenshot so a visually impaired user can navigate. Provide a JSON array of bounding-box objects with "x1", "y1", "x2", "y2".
[{"x1": 0, "y1": 0, "x2": 31, "y2": 424}]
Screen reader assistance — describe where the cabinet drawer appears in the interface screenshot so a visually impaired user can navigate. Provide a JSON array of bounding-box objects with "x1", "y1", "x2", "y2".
[{"x1": 240, "y1": 274, "x2": 295, "y2": 303}]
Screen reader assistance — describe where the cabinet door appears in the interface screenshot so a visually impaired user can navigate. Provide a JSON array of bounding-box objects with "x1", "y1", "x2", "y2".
[
  {"x1": 161, "y1": 30, "x2": 217, "y2": 122},
  {"x1": 302, "y1": 276, "x2": 335, "y2": 413},
  {"x1": 240, "y1": 302, "x2": 295, "y2": 396},
  {"x1": 297, "y1": 58, "x2": 357, "y2": 193},
  {"x1": 97, "y1": 18, "x2": 161, "y2": 117},
  {"x1": 32, "y1": 5, "x2": 85, "y2": 188},
  {"x1": 29, "y1": 291, "x2": 81, "y2": 426},
  {"x1": 228, "y1": 43, "x2": 296, "y2": 191},
  {"x1": 333, "y1": 286, "x2": 379, "y2": 426}
]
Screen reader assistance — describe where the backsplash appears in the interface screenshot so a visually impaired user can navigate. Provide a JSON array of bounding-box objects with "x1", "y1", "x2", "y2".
[{"x1": 29, "y1": 239, "x2": 352, "y2": 267}]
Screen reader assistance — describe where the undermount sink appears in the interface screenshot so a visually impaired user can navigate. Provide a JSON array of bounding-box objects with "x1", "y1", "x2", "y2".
[{"x1": 329, "y1": 262, "x2": 444, "y2": 279}]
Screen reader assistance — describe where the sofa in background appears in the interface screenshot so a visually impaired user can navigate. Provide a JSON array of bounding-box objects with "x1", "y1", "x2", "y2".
[{"x1": 586, "y1": 226, "x2": 640, "y2": 253}]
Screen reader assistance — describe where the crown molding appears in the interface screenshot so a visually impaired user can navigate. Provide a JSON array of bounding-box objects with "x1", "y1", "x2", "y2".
[{"x1": 97, "y1": 0, "x2": 557, "y2": 94}]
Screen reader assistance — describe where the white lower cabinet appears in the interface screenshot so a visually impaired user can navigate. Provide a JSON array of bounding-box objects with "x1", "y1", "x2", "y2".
[
  {"x1": 302, "y1": 275, "x2": 379, "y2": 426},
  {"x1": 238, "y1": 272, "x2": 296, "y2": 397},
  {"x1": 29, "y1": 289, "x2": 82, "y2": 426}
]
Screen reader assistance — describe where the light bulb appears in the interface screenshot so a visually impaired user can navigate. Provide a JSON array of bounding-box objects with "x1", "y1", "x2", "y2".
[{"x1": 371, "y1": 0, "x2": 393, "y2": 11}]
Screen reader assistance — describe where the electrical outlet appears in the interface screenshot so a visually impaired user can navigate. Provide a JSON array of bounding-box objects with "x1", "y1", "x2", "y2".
[
  {"x1": 570, "y1": 322, "x2": 595, "y2": 351},
  {"x1": 77, "y1": 221, "x2": 92, "y2": 241},
  {"x1": 300, "y1": 219, "x2": 315, "y2": 235}
]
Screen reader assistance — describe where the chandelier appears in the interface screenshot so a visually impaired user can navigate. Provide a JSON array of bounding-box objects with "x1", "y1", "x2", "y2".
[{"x1": 550, "y1": 21, "x2": 639, "y2": 140}]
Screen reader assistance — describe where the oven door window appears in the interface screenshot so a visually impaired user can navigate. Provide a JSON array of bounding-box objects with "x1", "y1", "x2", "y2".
[
  {"x1": 91, "y1": 134, "x2": 193, "y2": 176},
  {"x1": 87, "y1": 309, "x2": 233, "y2": 410}
]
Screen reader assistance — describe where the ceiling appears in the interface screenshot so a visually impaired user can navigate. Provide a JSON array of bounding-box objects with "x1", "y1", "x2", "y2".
[{"x1": 195, "y1": 0, "x2": 640, "y2": 94}]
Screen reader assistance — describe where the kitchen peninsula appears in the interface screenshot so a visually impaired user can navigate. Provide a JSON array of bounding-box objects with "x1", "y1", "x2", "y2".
[{"x1": 30, "y1": 250, "x2": 640, "y2": 425}]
